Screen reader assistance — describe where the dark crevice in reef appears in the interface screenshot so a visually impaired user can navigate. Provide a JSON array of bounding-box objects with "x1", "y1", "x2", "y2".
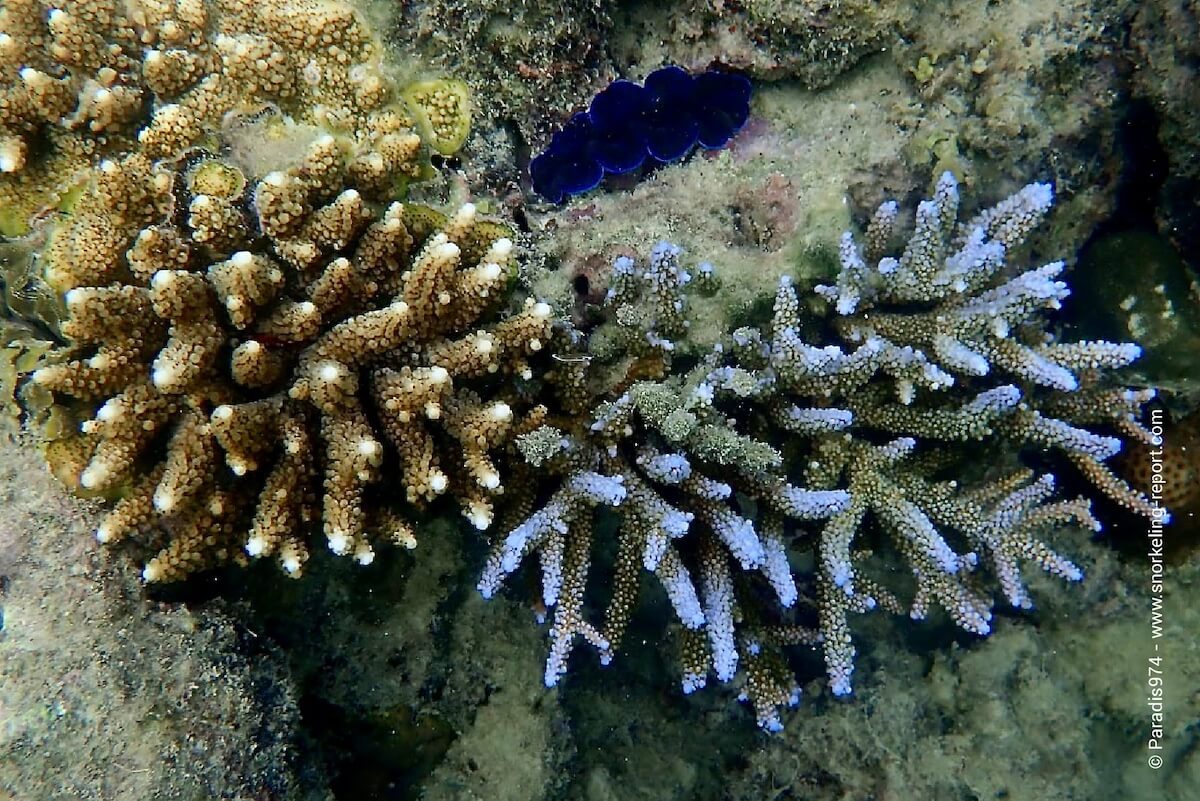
[
  {"x1": 146, "y1": 545, "x2": 460, "y2": 801},
  {"x1": 235, "y1": 551, "x2": 461, "y2": 801},
  {"x1": 147, "y1": 557, "x2": 462, "y2": 801},
  {"x1": 1065, "y1": 97, "x2": 1195, "y2": 555},
  {"x1": 298, "y1": 690, "x2": 455, "y2": 801},
  {"x1": 420, "y1": 529, "x2": 488, "y2": 708},
  {"x1": 1160, "y1": 170, "x2": 1200, "y2": 270},
  {"x1": 1085, "y1": 97, "x2": 1170, "y2": 243}
]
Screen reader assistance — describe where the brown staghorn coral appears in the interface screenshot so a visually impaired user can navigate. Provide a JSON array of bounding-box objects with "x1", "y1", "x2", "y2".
[
  {"x1": 0, "y1": 0, "x2": 427, "y2": 236},
  {"x1": 481, "y1": 174, "x2": 1161, "y2": 730},
  {"x1": 30, "y1": 136, "x2": 553, "y2": 582}
]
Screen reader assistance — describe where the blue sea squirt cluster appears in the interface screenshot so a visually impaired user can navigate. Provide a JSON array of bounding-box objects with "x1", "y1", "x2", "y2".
[{"x1": 529, "y1": 66, "x2": 752, "y2": 203}]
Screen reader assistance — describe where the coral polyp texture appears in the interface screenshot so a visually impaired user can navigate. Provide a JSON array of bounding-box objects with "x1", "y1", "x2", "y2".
[
  {"x1": 530, "y1": 66, "x2": 752, "y2": 204},
  {"x1": 0, "y1": 0, "x2": 418, "y2": 236},
  {"x1": 31, "y1": 138, "x2": 553, "y2": 583},
  {"x1": 482, "y1": 173, "x2": 1159, "y2": 730},
  {"x1": 402, "y1": 78, "x2": 473, "y2": 157}
]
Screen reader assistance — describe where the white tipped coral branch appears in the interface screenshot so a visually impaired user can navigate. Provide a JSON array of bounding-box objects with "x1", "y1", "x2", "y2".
[
  {"x1": 478, "y1": 175, "x2": 1161, "y2": 730},
  {"x1": 37, "y1": 139, "x2": 544, "y2": 582}
]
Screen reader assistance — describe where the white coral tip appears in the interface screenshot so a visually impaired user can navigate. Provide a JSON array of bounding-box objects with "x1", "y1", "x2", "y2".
[
  {"x1": 467, "y1": 502, "x2": 492, "y2": 529},
  {"x1": 0, "y1": 141, "x2": 22, "y2": 173},
  {"x1": 151, "y1": 366, "x2": 177, "y2": 388},
  {"x1": 80, "y1": 464, "x2": 107, "y2": 489},
  {"x1": 327, "y1": 530, "x2": 351, "y2": 555},
  {"x1": 153, "y1": 489, "x2": 175, "y2": 513}
]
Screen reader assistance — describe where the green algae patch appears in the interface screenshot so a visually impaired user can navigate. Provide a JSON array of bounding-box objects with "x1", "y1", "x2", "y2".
[
  {"x1": 184, "y1": 157, "x2": 248, "y2": 200},
  {"x1": 0, "y1": 204, "x2": 29, "y2": 239},
  {"x1": 0, "y1": 237, "x2": 64, "y2": 337},
  {"x1": 403, "y1": 79, "x2": 473, "y2": 155}
]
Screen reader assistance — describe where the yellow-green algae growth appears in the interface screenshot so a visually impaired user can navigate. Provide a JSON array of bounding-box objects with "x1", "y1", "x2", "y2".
[{"x1": 403, "y1": 78, "x2": 474, "y2": 156}]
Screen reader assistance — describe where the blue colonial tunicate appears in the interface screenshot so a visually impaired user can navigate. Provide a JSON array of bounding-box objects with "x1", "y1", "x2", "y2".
[{"x1": 529, "y1": 66, "x2": 753, "y2": 203}]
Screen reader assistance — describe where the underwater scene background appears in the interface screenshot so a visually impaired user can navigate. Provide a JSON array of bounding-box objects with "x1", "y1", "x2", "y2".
[{"x1": 0, "y1": 1, "x2": 1197, "y2": 799}]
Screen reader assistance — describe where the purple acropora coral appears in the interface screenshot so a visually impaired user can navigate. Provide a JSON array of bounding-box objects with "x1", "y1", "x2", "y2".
[{"x1": 530, "y1": 66, "x2": 752, "y2": 203}]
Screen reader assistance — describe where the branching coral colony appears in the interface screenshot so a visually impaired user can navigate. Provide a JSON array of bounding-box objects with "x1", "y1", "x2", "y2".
[
  {"x1": 2, "y1": 1, "x2": 1161, "y2": 733},
  {"x1": 32, "y1": 145, "x2": 552, "y2": 580},
  {"x1": 7, "y1": 0, "x2": 550, "y2": 581},
  {"x1": 481, "y1": 173, "x2": 1160, "y2": 730},
  {"x1": 0, "y1": 0, "x2": 469, "y2": 236}
]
